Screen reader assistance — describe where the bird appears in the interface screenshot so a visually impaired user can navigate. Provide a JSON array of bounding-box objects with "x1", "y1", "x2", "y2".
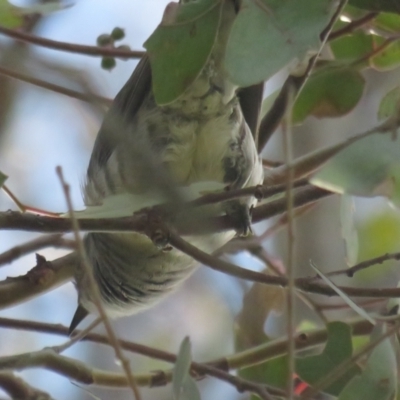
[{"x1": 69, "y1": 0, "x2": 264, "y2": 334}]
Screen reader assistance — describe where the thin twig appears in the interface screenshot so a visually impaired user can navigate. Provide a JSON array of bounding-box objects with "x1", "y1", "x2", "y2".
[
  {"x1": 0, "y1": 186, "x2": 331, "y2": 235},
  {"x1": 0, "y1": 233, "x2": 75, "y2": 267},
  {"x1": 167, "y1": 228, "x2": 400, "y2": 298},
  {"x1": 52, "y1": 318, "x2": 101, "y2": 354},
  {"x1": 328, "y1": 12, "x2": 378, "y2": 42},
  {"x1": 0, "y1": 26, "x2": 145, "y2": 59},
  {"x1": 327, "y1": 252, "x2": 400, "y2": 278},
  {"x1": 0, "y1": 371, "x2": 54, "y2": 400},
  {"x1": 282, "y1": 83, "x2": 296, "y2": 400},
  {"x1": 0, "y1": 316, "x2": 373, "y2": 370},
  {"x1": 316, "y1": 299, "x2": 384, "y2": 311},
  {"x1": 55, "y1": 166, "x2": 141, "y2": 400},
  {"x1": 352, "y1": 36, "x2": 399, "y2": 67},
  {"x1": 0, "y1": 65, "x2": 112, "y2": 106}
]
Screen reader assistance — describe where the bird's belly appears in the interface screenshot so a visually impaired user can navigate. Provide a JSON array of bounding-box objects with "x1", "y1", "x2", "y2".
[
  {"x1": 82, "y1": 229, "x2": 234, "y2": 317},
  {"x1": 160, "y1": 106, "x2": 238, "y2": 185}
]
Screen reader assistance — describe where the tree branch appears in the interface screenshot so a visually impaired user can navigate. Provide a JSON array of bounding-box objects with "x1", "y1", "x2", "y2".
[
  {"x1": 328, "y1": 12, "x2": 378, "y2": 42},
  {"x1": 0, "y1": 316, "x2": 373, "y2": 398},
  {"x1": 0, "y1": 252, "x2": 75, "y2": 310},
  {"x1": 0, "y1": 186, "x2": 331, "y2": 235},
  {"x1": 167, "y1": 230, "x2": 400, "y2": 298},
  {"x1": 0, "y1": 65, "x2": 112, "y2": 106},
  {"x1": 0, "y1": 233, "x2": 74, "y2": 267},
  {"x1": 0, "y1": 26, "x2": 144, "y2": 59},
  {"x1": 0, "y1": 316, "x2": 373, "y2": 370},
  {"x1": 327, "y1": 252, "x2": 400, "y2": 278},
  {"x1": 0, "y1": 371, "x2": 54, "y2": 400}
]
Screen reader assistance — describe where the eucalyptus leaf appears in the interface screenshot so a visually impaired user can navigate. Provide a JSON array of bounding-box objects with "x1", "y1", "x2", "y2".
[
  {"x1": 292, "y1": 66, "x2": 365, "y2": 123},
  {"x1": 310, "y1": 261, "x2": 376, "y2": 325},
  {"x1": 180, "y1": 376, "x2": 201, "y2": 400},
  {"x1": 378, "y1": 86, "x2": 400, "y2": 120},
  {"x1": 225, "y1": 0, "x2": 336, "y2": 87},
  {"x1": 330, "y1": 32, "x2": 373, "y2": 64},
  {"x1": 296, "y1": 322, "x2": 361, "y2": 396},
  {"x1": 371, "y1": 36, "x2": 400, "y2": 71},
  {"x1": 338, "y1": 325, "x2": 397, "y2": 400},
  {"x1": 144, "y1": 0, "x2": 222, "y2": 105},
  {"x1": 311, "y1": 132, "x2": 400, "y2": 207},
  {"x1": 375, "y1": 12, "x2": 400, "y2": 33},
  {"x1": 0, "y1": 0, "x2": 23, "y2": 28},
  {"x1": 173, "y1": 337, "x2": 192, "y2": 400}
]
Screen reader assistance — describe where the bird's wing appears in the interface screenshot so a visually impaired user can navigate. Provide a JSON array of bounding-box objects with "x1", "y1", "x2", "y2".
[
  {"x1": 238, "y1": 82, "x2": 264, "y2": 145},
  {"x1": 87, "y1": 55, "x2": 152, "y2": 178}
]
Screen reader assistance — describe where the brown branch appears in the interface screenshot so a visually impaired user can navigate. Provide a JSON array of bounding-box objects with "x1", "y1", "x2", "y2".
[
  {"x1": 1, "y1": 187, "x2": 397, "y2": 304},
  {"x1": 326, "y1": 252, "x2": 400, "y2": 279},
  {"x1": 258, "y1": 74, "x2": 304, "y2": 151},
  {"x1": 0, "y1": 371, "x2": 54, "y2": 400},
  {"x1": 0, "y1": 65, "x2": 112, "y2": 106},
  {"x1": 0, "y1": 316, "x2": 374, "y2": 397},
  {"x1": 328, "y1": 12, "x2": 379, "y2": 42},
  {"x1": 0, "y1": 26, "x2": 145, "y2": 59},
  {"x1": 0, "y1": 316, "x2": 372, "y2": 370},
  {"x1": 0, "y1": 252, "x2": 75, "y2": 310},
  {"x1": 189, "y1": 179, "x2": 309, "y2": 207},
  {"x1": 0, "y1": 233, "x2": 75, "y2": 267},
  {"x1": 352, "y1": 36, "x2": 399, "y2": 66},
  {"x1": 167, "y1": 230, "x2": 400, "y2": 298},
  {"x1": 0, "y1": 186, "x2": 331, "y2": 235},
  {"x1": 0, "y1": 345, "x2": 279, "y2": 398}
]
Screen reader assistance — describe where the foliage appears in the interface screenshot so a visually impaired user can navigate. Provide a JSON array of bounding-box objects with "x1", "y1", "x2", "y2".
[{"x1": 0, "y1": 0, "x2": 400, "y2": 399}]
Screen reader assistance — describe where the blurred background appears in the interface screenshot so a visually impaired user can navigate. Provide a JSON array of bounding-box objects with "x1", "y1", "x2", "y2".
[{"x1": 0, "y1": 1, "x2": 400, "y2": 399}]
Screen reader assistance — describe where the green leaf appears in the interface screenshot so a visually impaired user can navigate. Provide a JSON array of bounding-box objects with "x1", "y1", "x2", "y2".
[
  {"x1": 144, "y1": 0, "x2": 222, "y2": 105},
  {"x1": 348, "y1": 0, "x2": 400, "y2": 14},
  {"x1": 340, "y1": 195, "x2": 359, "y2": 266},
  {"x1": 0, "y1": 171, "x2": 7, "y2": 189},
  {"x1": 240, "y1": 322, "x2": 361, "y2": 395},
  {"x1": 357, "y1": 211, "x2": 400, "y2": 278},
  {"x1": 311, "y1": 132, "x2": 400, "y2": 207},
  {"x1": 310, "y1": 261, "x2": 376, "y2": 325},
  {"x1": 378, "y1": 86, "x2": 400, "y2": 120},
  {"x1": 371, "y1": 36, "x2": 400, "y2": 71},
  {"x1": 173, "y1": 337, "x2": 193, "y2": 400},
  {"x1": 225, "y1": 0, "x2": 337, "y2": 87},
  {"x1": 296, "y1": 322, "x2": 361, "y2": 396},
  {"x1": 330, "y1": 32, "x2": 374, "y2": 64},
  {"x1": 375, "y1": 12, "x2": 400, "y2": 33},
  {"x1": 292, "y1": 66, "x2": 365, "y2": 123},
  {"x1": 180, "y1": 376, "x2": 201, "y2": 400},
  {"x1": 240, "y1": 353, "x2": 289, "y2": 389},
  {"x1": 338, "y1": 325, "x2": 397, "y2": 400},
  {"x1": 0, "y1": 0, "x2": 23, "y2": 28}
]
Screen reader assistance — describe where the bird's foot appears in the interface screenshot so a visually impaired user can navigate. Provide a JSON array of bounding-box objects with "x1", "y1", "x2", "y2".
[{"x1": 225, "y1": 201, "x2": 253, "y2": 237}]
